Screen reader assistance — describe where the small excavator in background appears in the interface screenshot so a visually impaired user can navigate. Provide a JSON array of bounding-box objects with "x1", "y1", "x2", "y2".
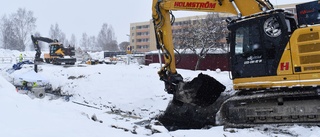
[
  {"x1": 152, "y1": 0, "x2": 320, "y2": 129},
  {"x1": 31, "y1": 35, "x2": 76, "y2": 66}
]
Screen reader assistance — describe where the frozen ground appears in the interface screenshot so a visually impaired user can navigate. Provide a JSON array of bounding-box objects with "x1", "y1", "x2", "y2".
[{"x1": 0, "y1": 49, "x2": 320, "y2": 137}]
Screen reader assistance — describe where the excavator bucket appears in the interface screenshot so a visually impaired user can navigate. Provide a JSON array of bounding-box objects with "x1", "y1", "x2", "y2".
[
  {"x1": 158, "y1": 73, "x2": 227, "y2": 130},
  {"x1": 174, "y1": 73, "x2": 226, "y2": 106}
]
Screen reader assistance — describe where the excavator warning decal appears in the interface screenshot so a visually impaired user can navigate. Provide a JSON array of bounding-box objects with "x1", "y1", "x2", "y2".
[
  {"x1": 280, "y1": 62, "x2": 289, "y2": 71},
  {"x1": 174, "y1": 2, "x2": 216, "y2": 9}
]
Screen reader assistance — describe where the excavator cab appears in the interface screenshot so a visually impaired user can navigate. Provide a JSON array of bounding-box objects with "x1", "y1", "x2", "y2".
[
  {"x1": 49, "y1": 44, "x2": 75, "y2": 57},
  {"x1": 229, "y1": 10, "x2": 297, "y2": 79},
  {"x1": 46, "y1": 43, "x2": 76, "y2": 65}
]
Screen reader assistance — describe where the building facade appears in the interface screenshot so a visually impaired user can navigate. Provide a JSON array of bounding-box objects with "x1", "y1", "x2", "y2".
[
  {"x1": 129, "y1": 21, "x2": 155, "y2": 53},
  {"x1": 129, "y1": 14, "x2": 231, "y2": 53},
  {"x1": 129, "y1": 3, "x2": 300, "y2": 53}
]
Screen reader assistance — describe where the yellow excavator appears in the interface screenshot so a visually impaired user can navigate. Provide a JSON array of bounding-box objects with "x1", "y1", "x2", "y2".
[
  {"x1": 152, "y1": 0, "x2": 320, "y2": 129},
  {"x1": 31, "y1": 35, "x2": 76, "y2": 65}
]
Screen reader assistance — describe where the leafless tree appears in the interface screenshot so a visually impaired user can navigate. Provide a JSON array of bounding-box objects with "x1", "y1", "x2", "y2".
[
  {"x1": 97, "y1": 23, "x2": 118, "y2": 51},
  {"x1": 80, "y1": 32, "x2": 89, "y2": 51},
  {"x1": 89, "y1": 36, "x2": 98, "y2": 51},
  {"x1": 173, "y1": 13, "x2": 228, "y2": 70},
  {"x1": 0, "y1": 8, "x2": 36, "y2": 51},
  {"x1": 108, "y1": 40, "x2": 118, "y2": 51},
  {"x1": 119, "y1": 41, "x2": 130, "y2": 51},
  {"x1": 13, "y1": 8, "x2": 37, "y2": 51},
  {"x1": 0, "y1": 15, "x2": 19, "y2": 50},
  {"x1": 79, "y1": 33, "x2": 98, "y2": 51},
  {"x1": 49, "y1": 23, "x2": 69, "y2": 46},
  {"x1": 70, "y1": 34, "x2": 77, "y2": 47}
]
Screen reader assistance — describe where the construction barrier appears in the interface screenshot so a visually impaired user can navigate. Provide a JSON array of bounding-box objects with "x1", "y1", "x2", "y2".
[
  {"x1": 15, "y1": 57, "x2": 34, "y2": 63},
  {"x1": 0, "y1": 57, "x2": 13, "y2": 64}
]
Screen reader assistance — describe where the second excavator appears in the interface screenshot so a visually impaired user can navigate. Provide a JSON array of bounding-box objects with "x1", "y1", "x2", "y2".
[
  {"x1": 152, "y1": 0, "x2": 320, "y2": 129},
  {"x1": 31, "y1": 35, "x2": 76, "y2": 65}
]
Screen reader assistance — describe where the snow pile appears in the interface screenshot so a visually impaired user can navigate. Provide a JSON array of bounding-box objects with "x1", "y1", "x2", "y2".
[
  {"x1": 0, "y1": 49, "x2": 35, "y2": 62},
  {"x1": 1, "y1": 49, "x2": 320, "y2": 137},
  {"x1": 87, "y1": 51, "x2": 104, "y2": 60}
]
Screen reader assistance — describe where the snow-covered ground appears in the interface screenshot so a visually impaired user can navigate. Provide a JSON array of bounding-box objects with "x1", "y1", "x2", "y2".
[{"x1": 1, "y1": 49, "x2": 320, "y2": 137}]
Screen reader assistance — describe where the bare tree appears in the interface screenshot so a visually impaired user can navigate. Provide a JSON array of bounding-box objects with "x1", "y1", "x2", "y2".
[
  {"x1": 88, "y1": 36, "x2": 97, "y2": 51},
  {"x1": 0, "y1": 15, "x2": 19, "y2": 50},
  {"x1": 173, "y1": 13, "x2": 228, "y2": 70},
  {"x1": 0, "y1": 8, "x2": 36, "y2": 51},
  {"x1": 49, "y1": 23, "x2": 68, "y2": 46},
  {"x1": 97, "y1": 23, "x2": 118, "y2": 51},
  {"x1": 106, "y1": 40, "x2": 118, "y2": 51},
  {"x1": 119, "y1": 41, "x2": 130, "y2": 51},
  {"x1": 79, "y1": 33, "x2": 99, "y2": 51},
  {"x1": 70, "y1": 34, "x2": 77, "y2": 47},
  {"x1": 49, "y1": 23, "x2": 60, "y2": 40},
  {"x1": 13, "y1": 8, "x2": 37, "y2": 51},
  {"x1": 80, "y1": 32, "x2": 89, "y2": 51}
]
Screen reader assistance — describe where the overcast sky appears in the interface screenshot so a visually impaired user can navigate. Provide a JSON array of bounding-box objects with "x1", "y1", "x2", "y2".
[{"x1": 0, "y1": 0, "x2": 314, "y2": 44}]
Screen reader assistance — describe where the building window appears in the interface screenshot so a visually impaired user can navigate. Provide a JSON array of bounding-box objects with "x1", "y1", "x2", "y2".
[
  {"x1": 137, "y1": 45, "x2": 150, "y2": 49},
  {"x1": 137, "y1": 32, "x2": 149, "y2": 36},
  {"x1": 137, "y1": 38, "x2": 149, "y2": 42},
  {"x1": 173, "y1": 21, "x2": 191, "y2": 26},
  {"x1": 137, "y1": 25, "x2": 149, "y2": 29},
  {"x1": 143, "y1": 25, "x2": 149, "y2": 29}
]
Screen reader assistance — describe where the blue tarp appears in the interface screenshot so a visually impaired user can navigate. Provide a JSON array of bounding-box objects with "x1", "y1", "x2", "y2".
[{"x1": 12, "y1": 60, "x2": 33, "y2": 70}]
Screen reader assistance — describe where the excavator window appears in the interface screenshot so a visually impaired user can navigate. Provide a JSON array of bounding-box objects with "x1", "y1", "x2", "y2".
[
  {"x1": 285, "y1": 17, "x2": 297, "y2": 34},
  {"x1": 50, "y1": 45, "x2": 57, "y2": 54},
  {"x1": 234, "y1": 24, "x2": 261, "y2": 56},
  {"x1": 234, "y1": 27, "x2": 246, "y2": 55}
]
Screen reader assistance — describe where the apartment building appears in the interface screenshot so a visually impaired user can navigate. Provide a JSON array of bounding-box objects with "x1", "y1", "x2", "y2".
[
  {"x1": 129, "y1": 14, "x2": 227, "y2": 53},
  {"x1": 129, "y1": 3, "x2": 299, "y2": 53},
  {"x1": 129, "y1": 21, "x2": 153, "y2": 53}
]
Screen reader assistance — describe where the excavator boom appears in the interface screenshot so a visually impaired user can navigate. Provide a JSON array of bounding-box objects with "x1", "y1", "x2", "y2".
[
  {"x1": 152, "y1": 0, "x2": 271, "y2": 108},
  {"x1": 152, "y1": 0, "x2": 271, "y2": 76}
]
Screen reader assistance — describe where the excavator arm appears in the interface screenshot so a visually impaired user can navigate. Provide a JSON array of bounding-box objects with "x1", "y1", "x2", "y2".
[
  {"x1": 31, "y1": 35, "x2": 57, "y2": 44},
  {"x1": 31, "y1": 35, "x2": 58, "y2": 61},
  {"x1": 152, "y1": 0, "x2": 272, "y2": 105}
]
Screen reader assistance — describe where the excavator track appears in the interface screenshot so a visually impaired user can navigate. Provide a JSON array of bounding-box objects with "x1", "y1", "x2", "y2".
[{"x1": 218, "y1": 88, "x2": 320, "y2": 128}]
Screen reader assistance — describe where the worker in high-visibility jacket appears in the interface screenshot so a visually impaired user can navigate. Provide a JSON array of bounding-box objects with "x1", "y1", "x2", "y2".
[
  {"x1": 32, "y1": 82, "x2": 38, "y2": 88},
  {"x1": 19, "y1": 53, "x2": 23, "y2": 62},
  {"x1": 22, "y1": 81, "x2": 28, "y2": 90}
]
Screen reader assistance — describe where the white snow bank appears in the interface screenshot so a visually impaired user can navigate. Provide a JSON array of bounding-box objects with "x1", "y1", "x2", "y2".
[{"x1": 13, "y1": 70, "x2": 50, "y2": 86}]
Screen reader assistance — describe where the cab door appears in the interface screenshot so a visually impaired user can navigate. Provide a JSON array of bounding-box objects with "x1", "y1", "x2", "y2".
[{"x1": 229, "y1": 13, "x2": 291, "y2": 79}]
